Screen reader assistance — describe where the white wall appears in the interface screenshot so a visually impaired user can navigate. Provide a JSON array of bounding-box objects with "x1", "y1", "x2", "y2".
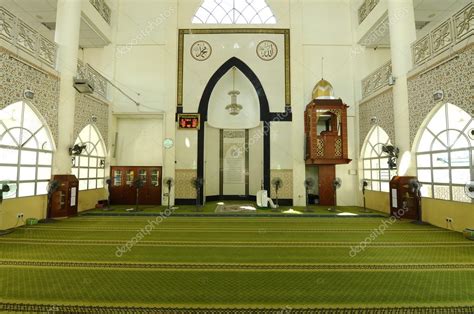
[
  {"x1": 115, "y1": 117, "x2": 163, "y2": 166},
  {"x1": 208, "y1": 70, "x2": 260, "y2": 129},
  {"x1": 83, "y1": 0, "x2": 397, "y2": 206},
  {"x1": 270, "y1": 122, "x2": 293, "y2": 169},
  {"x1": 175, "y1": 128, "x2": 198, "y2": 169},
  {"x1": 182, "y1": 32, "x2": 286, "y2": 114}
]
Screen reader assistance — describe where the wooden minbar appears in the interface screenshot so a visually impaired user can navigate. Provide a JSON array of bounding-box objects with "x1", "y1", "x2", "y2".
[{"x1": 304, "y1": 97, "x2": 352, "y2": 206}]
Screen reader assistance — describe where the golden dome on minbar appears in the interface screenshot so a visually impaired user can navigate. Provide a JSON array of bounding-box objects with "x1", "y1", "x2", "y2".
[{"x1": 312, "y1": 79, "x2": 335, "y2": 100}]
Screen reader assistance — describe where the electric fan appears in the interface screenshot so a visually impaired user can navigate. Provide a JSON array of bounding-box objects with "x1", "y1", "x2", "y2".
[
  {"x1": 104, "y1": 178, "x2": 113, "y2": 211},
  {"x1": 0, "y1": 182, "x2": 11, "y2": 204},
  {"x1": 304, "y1": 178, "x2": 315, "y2": 212},
  {"x1": 465, "y1": 181, "x2": 474, "y2": 199},
  {"x1": 359, "y1": 179, "x2": 371, "y2": 213},
  {"x1": 271, "y1": 177, "x2": 283, "y2": 209},
  {"x1": 163, "y1": 177, "x2": 175, "y2": 210},
  {"x1": 132, "y1": 178, "x2": 145, "y2": 212},
  {"x1": 328, "y1": 178, "x2": 342, "y2": 212},
  {"x1": 191, "y1": 177, "x2": 204, "y2": 211},
  {"x1": 382, "y1": 145, "x2": 399, "y2": 169},
  {"x1": 69, "y1": 144, "x2": 87, "y2": 156},
  {"x1": 39, "y1": 179, "x2": 60, "y2": 223},
  {"x1": 0, "y1": 182, "x2": 14, "y2": 235},
  {"x1": 408, "y1": 178, "x2": 424, "y2": 224}
]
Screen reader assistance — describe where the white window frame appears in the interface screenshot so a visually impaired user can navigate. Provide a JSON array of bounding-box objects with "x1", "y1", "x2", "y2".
[
  {"x1": 192, "y1": 0, "x2": 276, "y2": 24},
  {"x1": 71, "y1": 124, "x2": 107, "y2": 191},
  {"x1": 415, "y1": 103, "x2": 473, "y2": 203},
  {"x1": 361, "y1": 126, "x2": 397, "y2": 192},
  {"x1": 0, "y1": 101, "x2": 54, "y2": 198}
]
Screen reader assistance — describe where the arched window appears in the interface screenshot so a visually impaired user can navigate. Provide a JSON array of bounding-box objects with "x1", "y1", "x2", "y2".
[
  {"x1": 0, "y1": 101, "x2": 54, "y2": 198},
  {"x1": 192, "y1": 0, "x2": 276, "y2": 24},
  {"x1": 71, "y1": 125, "x2": 106, "y2": 191},
  {"x1": 416, "y1": 103, "x2": 473, "y2": 203},
  {"x1": 361, "y1": 126, "x2": 397, "y2": 192}
]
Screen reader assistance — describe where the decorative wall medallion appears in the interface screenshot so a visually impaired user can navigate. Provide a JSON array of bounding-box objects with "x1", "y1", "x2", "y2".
[
  {"x1": 256, "y1": 40, "x2": 278, "y2": 61},
  {"x1": 190, "y1": 41, "x2": 212, "y2": 61}
]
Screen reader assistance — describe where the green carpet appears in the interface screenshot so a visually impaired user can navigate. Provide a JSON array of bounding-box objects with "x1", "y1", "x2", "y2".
[{"x1": 0, "y1": 209, "x2": 473, "y2": 313}]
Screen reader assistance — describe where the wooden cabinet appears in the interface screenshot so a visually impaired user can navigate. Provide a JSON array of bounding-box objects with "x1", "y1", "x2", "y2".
[
  {"x1": 110, "y1": 166, "x2": 162, "y2": 205},
  {"x1": 49, "y1": 175, "x2": 79, "y2": 218},
  {"x1": 389, "y1": 176, "x2": 421, "y2": 220}
]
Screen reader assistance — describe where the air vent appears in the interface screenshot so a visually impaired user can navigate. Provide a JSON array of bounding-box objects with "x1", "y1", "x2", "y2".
[{"x1": 41, "y1": 22, "x2": 56, "y2": 31}]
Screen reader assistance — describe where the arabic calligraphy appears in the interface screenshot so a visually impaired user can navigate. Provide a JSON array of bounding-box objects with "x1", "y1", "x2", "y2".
[
  {"x1": 191, "y1": 41, "x2": 212, "y2": 61},
  {"x1": 257, "y1": 40, "x2": 278, "y2": 61}
]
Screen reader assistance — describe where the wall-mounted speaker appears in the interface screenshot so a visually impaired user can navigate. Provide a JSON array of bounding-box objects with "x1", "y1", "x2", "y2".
[{"x1": 73, "y1": 78, "x2": 94, "y2": 94}]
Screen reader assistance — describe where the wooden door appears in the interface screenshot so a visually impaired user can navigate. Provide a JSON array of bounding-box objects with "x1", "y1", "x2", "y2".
[
  {"x1": 318, "y1": 165, "x2": 336, "y2": 206},
  {"x1": 110, "y1": 166, "x2": 162, "y2": 205}
]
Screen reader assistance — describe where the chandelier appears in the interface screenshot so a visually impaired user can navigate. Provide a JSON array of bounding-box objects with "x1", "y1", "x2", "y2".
[{"x1": 225, "y1": 67, "x2": 243, "y2": 115}]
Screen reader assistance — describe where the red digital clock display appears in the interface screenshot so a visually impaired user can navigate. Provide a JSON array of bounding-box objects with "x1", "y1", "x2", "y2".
[{"x1": 178, "y1": 114, "x2": 200, "y2": 130}]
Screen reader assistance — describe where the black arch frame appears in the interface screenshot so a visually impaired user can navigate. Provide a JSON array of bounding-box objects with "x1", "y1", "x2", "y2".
[{"x1": 195, "y1": 57, "x2": 290, "y2": 204}]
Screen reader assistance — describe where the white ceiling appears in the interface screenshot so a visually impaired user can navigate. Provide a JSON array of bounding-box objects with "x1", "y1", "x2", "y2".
[{"x1": 1, "y1": 0, "x2": 109, "y2": 48}]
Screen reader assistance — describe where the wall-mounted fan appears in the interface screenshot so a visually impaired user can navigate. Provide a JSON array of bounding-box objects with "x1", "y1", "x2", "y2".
[
  {"x1": 191, "y1": 177, "x2": 204, "y2": 211},
  {"x1": 69, "y1": 144, "x2": 87, "y2": 156},
  {"x1": 271, "y1": 177, "x2": 283, "y2": 208},
  {"x1": 465, "y1": 181, "x2": 474, "y2": 199},
  {"x1": 328, "y1": 178, "x2": 342, "y2": 212},
  {"x1": 163, "y1": 177, "x2": 175, "y2": 209},
  {"x1": 382, "y1": 145, "x2": 399, "y2": 170},
  {"x1": 304, "y1": 178, "x2": 315, "y2": 212}
]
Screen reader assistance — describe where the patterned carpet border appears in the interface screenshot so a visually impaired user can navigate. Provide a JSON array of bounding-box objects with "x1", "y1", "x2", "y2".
[
  {"x1": 0, "y1": 238, "x2": 472, "y2": 248},
  {"x1": 21, "y1": 226, "x2": 453, "y2": 233},
  {"x1": 0, "y1": 303, "x2": 473, "y2": 314},
  {"x1": 1, "y1": 260, "x2": 473, "y2": 271},
  {"x1": 81, "y1": 212, "x2": 387, "y2": 218}
]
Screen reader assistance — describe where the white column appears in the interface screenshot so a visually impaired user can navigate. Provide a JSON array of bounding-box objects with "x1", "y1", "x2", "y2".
[
  {"x1": 290, "y1": 0, "x2": 306, "y2": 206},
  {"x1": 53, "y1": 0, "x2": 82, "y2": 174},
  {"x1": 387, "y1": 0, "x2": 416, "y2": 175}
]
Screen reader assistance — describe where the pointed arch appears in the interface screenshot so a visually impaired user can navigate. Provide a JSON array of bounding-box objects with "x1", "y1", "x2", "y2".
[
  {"x1": 72, "y1": 124, "x2": 107, "y2": 191},
  {"x1": 192, "y1": 0, "x2": 276, "y2": 24},
  {"x1": 414, "y1": 103, "x2": 473, "y2": 203},
  {"x1": 198, "y1": 57, "x2": 270, "y2": 121},
  {"x1": 0, "y1": 101, "x2": 55, "y2": 198},
  {"x1": 361, "y1": 125, "x2": 397, "y2": 192}
]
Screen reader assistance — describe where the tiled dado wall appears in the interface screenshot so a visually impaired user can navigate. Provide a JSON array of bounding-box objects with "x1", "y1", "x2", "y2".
[
  {"x1": 175, "y1": 169, "x2": 198, "y2": 199},
  {"x1": 74, "y1": 94, "x2": 109, "y2": 149},
  {"x1": 0, "y1": 48, "x2": 60, "y2": 143},
  {"x1": 0, "y1": 48, "x2": 110, "y2": 149},
  {"x1": 358, "y1": 88, "x2": 395, "y2": 150},
  {"x1": 408, "y1": 44, "x2": 474, "y2": 146},
  {"x1": 270, "y1": 169, "x2": 293, "y2": 199}
]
